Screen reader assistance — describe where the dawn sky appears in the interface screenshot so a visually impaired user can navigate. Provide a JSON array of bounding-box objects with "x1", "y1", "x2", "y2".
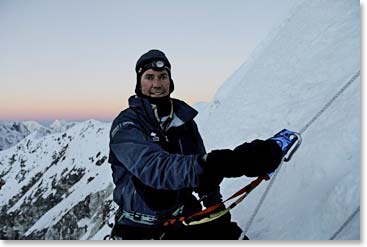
[{"x1": 1, "y1": 0, "x2": 302, "y2": 123}]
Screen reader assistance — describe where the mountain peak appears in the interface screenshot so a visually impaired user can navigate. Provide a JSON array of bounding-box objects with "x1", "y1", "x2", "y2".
[{"x1": 50, "y1": 120, "x2": 76, "y2": 133}]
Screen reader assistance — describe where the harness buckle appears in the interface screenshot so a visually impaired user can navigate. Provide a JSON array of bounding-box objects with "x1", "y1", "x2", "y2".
[{"x1": 133, "y1": 211, "x2": 142, "y2": 221}]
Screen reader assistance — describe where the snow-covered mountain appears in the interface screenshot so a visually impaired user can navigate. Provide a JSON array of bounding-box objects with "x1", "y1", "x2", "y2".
[
  {"x1": 23, "y1": 121, "x2": 54, "y2": 140},
  {"x1": 0, "y1": 120, "x2": 77, "y2": 152},
  {"x1": 49, "y1": 120, "x2": 76, "y2": 133},
  {"x1": 0, "y1": 122, "x2": 31, "y2": 151},
  {"x1": 0, "y1": 120, "x2": 115, "y2": 239},
  {"x1": 22, "y1": 121, "x2": 44, "y2": 133},
  {"x1": 0, "y1": 0, "x2": 360, "y2": 240}
]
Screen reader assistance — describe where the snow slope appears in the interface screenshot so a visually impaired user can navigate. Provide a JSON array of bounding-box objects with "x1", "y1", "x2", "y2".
[{"x1": 195, "y1": 0, "x2": 360, "y2": 240}]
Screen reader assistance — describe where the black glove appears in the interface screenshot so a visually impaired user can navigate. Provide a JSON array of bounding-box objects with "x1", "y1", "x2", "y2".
[
  {"x1": 202, "y1": 139, "x2": 282, "y2": 178},
  {"x1": 197, "y1": 155, "x2": 224, "y2": 194}
]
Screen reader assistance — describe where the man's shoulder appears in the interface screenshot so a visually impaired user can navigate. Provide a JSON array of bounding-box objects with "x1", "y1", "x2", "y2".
[
  {"x1": 110, "y1": 108, "x2": 139, "y2": 139},
  {"x1": 171, "y1": 98, "x2": 198, "y2": 122},
  {"x1": 111, "y1": 108, "x2": 137, "y2": 126}
]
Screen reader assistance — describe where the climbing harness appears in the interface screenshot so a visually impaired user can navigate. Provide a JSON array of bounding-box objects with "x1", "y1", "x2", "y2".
[
  {"x1": 164, "y1": 175, "x2": 270, "y2": 227},
  {"x1": 104, "y1": 208, "x2": 123, "y2": 240}
]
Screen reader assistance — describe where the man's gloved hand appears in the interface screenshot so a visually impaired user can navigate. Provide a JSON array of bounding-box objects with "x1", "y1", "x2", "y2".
[
  {"x1": 197, "y1": 155, "x2": 224, "y2": 194},
  {"x1": 200, "y1": 139, "x2": 282, "y2": 179},
  {"x1": 270, "y1": 129, "x2": 299, "y2": 156}
]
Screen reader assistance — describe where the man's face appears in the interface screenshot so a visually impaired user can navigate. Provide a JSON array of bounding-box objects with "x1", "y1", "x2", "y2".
[{"x1": 140, "y1": 69, "x2": 170, "y2": 98}]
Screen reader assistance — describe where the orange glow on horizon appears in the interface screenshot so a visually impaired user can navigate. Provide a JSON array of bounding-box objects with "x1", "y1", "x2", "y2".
[{"x1": 0, "y1": 90, "x2": 211, "y2": 122}]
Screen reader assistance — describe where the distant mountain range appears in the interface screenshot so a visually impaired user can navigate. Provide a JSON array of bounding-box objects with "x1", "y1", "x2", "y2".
[{"x1": 0, "y1": 120, "x2": 76, "y2": 151}]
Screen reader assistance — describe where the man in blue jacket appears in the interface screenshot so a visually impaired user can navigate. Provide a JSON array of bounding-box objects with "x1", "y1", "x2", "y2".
[{"x1": 109, "y1": 49, "x2": 293, "y2": 239}]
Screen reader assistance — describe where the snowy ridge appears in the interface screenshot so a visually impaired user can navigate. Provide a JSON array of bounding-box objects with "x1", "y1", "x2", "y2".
[
  {"x1": 0, "y1": 121, "x2": 31, "y2": 151},
  {"x1": 0, "y1": 119, "x2": 76, "y2": 152},
  {"x1": 0, "y1": 120, "x2": 116, "y2": 239},
  {"x1": 212, "y1": 0, "x2": 304, "y2": 104},
  {"x1": 22, "y1": 121, "x2": 44, "y2": 133},
  {"x1": 49, "y1": 120, "x2": 76, "y2": 133}
]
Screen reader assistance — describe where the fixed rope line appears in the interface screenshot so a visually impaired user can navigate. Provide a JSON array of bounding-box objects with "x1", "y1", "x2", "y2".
[
  {"x1": 329, "y1": 206, "x2": 360, "y2": 240},
  {"x1": 299, "y1": 70, "x2": 360, "y2": 134},
  {"x1": 242, "y1": 162, "x2": 282, "y2": 235},
  {"x1": 243, "y1": 70, "x2": 360, "y2": 235}
]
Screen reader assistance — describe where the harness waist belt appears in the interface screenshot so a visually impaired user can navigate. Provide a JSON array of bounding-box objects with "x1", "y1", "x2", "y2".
[{"x1": 118, "y1": 210, "x2": 164, "y2": 226}]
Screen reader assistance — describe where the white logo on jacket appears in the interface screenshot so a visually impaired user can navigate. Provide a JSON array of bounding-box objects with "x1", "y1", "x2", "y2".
[{"x1": 150, "y1": 132, "x2": 160, "y2": 142}]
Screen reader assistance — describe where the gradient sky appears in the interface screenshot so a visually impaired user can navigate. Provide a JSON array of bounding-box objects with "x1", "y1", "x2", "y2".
[{"x1": 1, "y1": 0, "x2": 303, "y2": 123}]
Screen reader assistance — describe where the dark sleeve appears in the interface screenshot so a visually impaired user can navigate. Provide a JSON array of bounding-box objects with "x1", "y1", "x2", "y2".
[
  {"x1": 190, "y1": 120, "x2": 223, "y2": 206},
  {"x1": 109, "y1": 117, "x2": 204, "y2": 190}
]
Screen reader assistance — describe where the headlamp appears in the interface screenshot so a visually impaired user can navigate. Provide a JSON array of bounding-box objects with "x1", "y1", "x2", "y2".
[{"x1": 138, "y1": 60, "x2": 170, "y2": 73}]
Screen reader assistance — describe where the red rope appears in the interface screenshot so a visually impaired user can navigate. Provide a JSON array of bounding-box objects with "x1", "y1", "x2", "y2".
[{"x1": 164, "y1": 175, "x2": 269, "y2": 227}]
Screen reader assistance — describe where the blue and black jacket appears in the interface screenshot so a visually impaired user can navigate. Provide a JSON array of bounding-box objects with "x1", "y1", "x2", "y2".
[{"x1": 108, "y1": 96, "x2": 219, "y2": 227}]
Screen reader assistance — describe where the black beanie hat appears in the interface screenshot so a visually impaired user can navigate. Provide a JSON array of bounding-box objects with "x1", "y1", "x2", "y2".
[{"x1": 135, "y1": 49, "x2": 174, "y2": 96}]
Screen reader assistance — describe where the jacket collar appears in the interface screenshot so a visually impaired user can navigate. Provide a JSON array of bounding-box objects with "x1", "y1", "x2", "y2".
[{"x1": 128, "y1": 95, "x2": 198, "y2": 124}]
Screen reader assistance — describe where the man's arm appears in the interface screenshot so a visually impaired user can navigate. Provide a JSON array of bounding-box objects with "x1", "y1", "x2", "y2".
[{"x1": 110, "y1": 119, "x2": 204, "y2": 190}]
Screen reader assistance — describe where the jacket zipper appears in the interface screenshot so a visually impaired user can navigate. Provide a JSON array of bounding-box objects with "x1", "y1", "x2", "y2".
[
  {"x1": 131, "y1": 189, "x2": 136, "y2": 211},
  {"x1": 178, "y1": 138, "x2": 184, "y2": 154}
]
